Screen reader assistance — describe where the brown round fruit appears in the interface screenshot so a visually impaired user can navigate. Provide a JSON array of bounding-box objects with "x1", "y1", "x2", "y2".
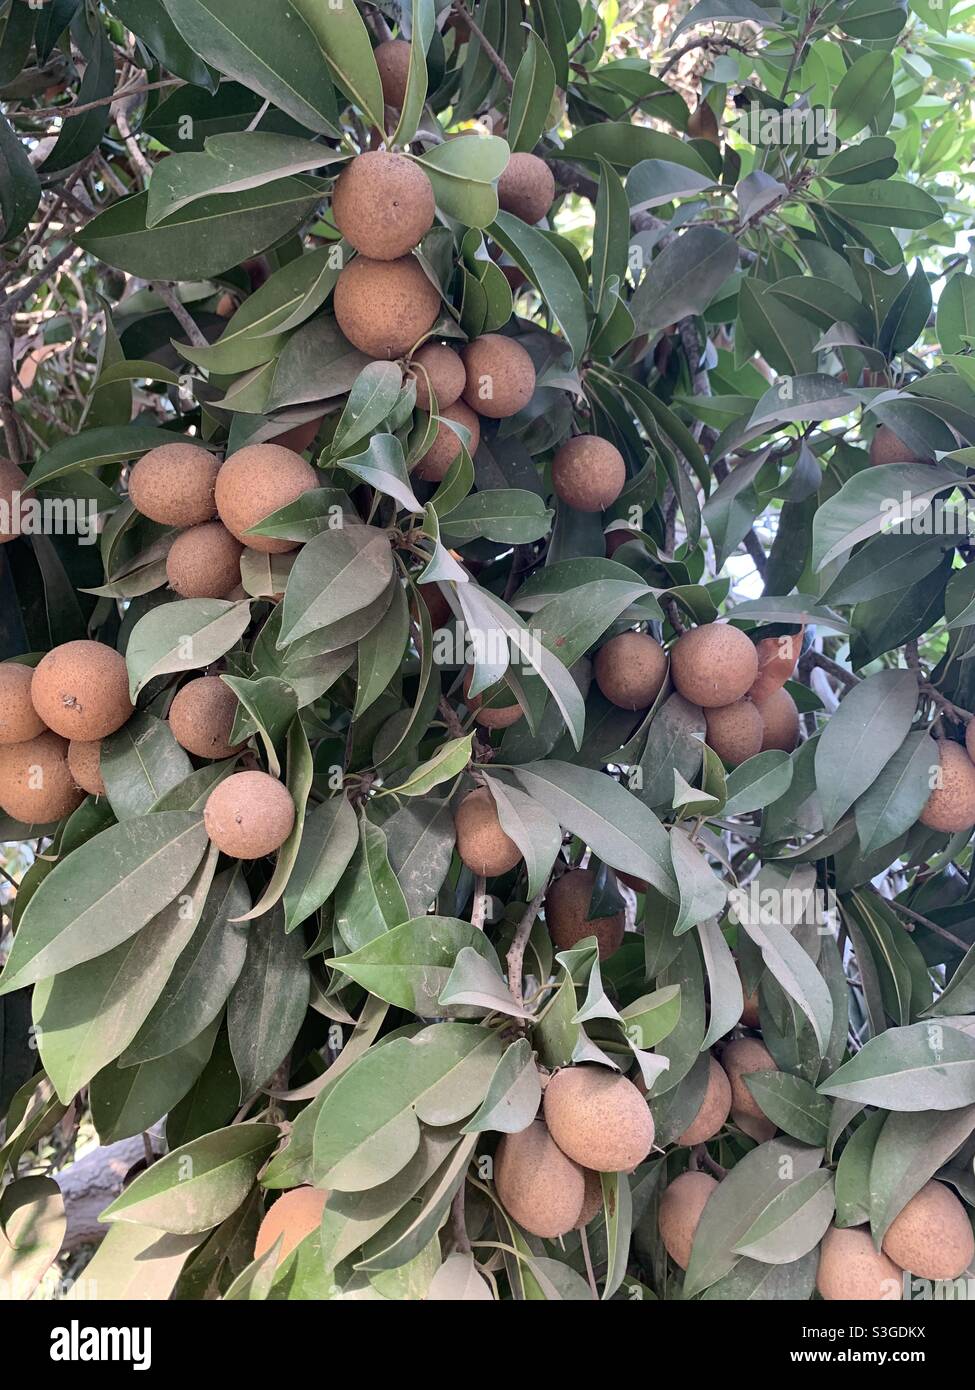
[
  {"x1": 721, "y1": 1037, "x2": 777, "y2": 1123},
  {"x1": 755, "y1": 686, "x2": 800, "y2": 753},
  {"x1": 204, "y1": 770, "x2": 296, "y2": 859},
  {"x1": 374, "y1": 38, "x2": 411, "y2": 109},
  {"x1": 31, "y1": 640, "x2": 133, "y2": 741},
  {"x1": 575, "y1": 1168, "x2": 603, "y2": 1229},
  {"x1": 605, "y1": 526, "x2": 639, "y2": 557},
  {"x1": 127, "y1": 442, "x2": 221, "y2": 527},
  {"x1": 0, "y1": 459, "x2": 28, "y2": 544},
  {"x1": 333, "y1": 254, "x2": 440, "y2": 360},
  {"x1": 453, "y1": 786, "x2": 521, "y2": 877},
  {"x1": 870, "y1": 424, "x2": 929, "y2": 466},
  {"x1": 332, "y1": 151, "x2": 435, "y2": 261},
  {"x1": 816, "y1": 1225, "x2": 903, "y2": 1301},
  {"x1": 409, "y1": 343, "x2": 465, "y2": 412},
  {"x1": 418, "y1": 582, "x2": 452, "y2": 630},
  {"x1": 687, "y1": 103, "x2": 720, "y2": 145},
  {"x1": 462, "y1": 668, "x2": 523, "y2": 729},
  {"x1": 497, "y1": 152, "x2": 556, "y2": 225},
  {"x1": 169, "y1": 676, "x2": 245, "y2": 760},
  {"x1": 705, "y1": 698, "x2": 764, "y2": 767},
  {"x1": 494, "y1": 1119, "x2": 586, "y2": 1238},
  {"x1": 0, "y1": 731, "x2": 85, "y2": 823},
  {"x1": 544, "y1": 1066, "x2": 654, "y2": 1172},
  {"x1": 658, "y1": 1171, "x2": 718, "y2": 1270},
  {"x1": 678, "y1": 1056, "x2": 732, "y2": 1146},
  {"x1": 214, "y1": 443, "x2": 318, "y2": 554},
  {"x1": 740, "y1": 976, "x2": 761, "y2": 1029},
  {"x1": 0, "y1": 662, "x2": 45, "y2": 745},
  {"x1": 616, "y1": 869, "x2": 648, "y2": 894},
  {"x1": 461, "y1": 335, "x2": 536, "y2": 419},
  {"x1": 881, "y1": 1180, "x2": 974, "y2": 1280},
  {"x1": 544, "y1": 867, "x2": 625, "y2": 961},
  {"x1": 552, "y1": 435, "x2": 626, "y2": 513},
  {"x1": 593, "y1": 631, "x2": 667, "y2": 711},
  {"x1": 670, "y1": 624, "x2": 760, "y2": 709},
  {"x1": 413, "y1": 400, "x2": 480, "y2": 481},
  {"x1": 166, "y1": 522, "x2": 243, "y2": 599},
  {"x1": 67, "y1": 739, "x2": 105, "y2": 796},
  {"x1": 918, "y1": 740, "x2": 975, "y2": 833},
  {"x1": 254, "y1": 1187, "x2": 328, "y2": 1261},
  {"x1": 749, "y1": 628, "x2": 803, "y2": 702}
]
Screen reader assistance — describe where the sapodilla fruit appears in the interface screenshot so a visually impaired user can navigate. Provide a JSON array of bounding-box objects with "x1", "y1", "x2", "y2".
[
  {"x1": 678, "y1": 1056, "x2": 733, "y2": 1146},
  {"x1": 594, "y1": 631, "x2": 667, "y2": 711},
  {"x1": 332, "y1": 151, "x2": 435, "y2": 261},
  {"x1": 214, "y1": 443, "x2": 318, "y2": 554},
  {"x1": 31, "y1": 640, "x2": 133, "y2": 741},
  {"x1": 721, "y1": 1037, "x2": 777, "y2": 1123},
  {"x1": 418, "y1": 582, "x2": 452, "y2": 630},
  {"x1": 374, "y1": 38, "x2": 411, "y2": 109},
  {"x1": 497, "y1": 152, "x2": 556, "y2": 225},
  {"x1": 0, "y1": 662, "x2": 45, "y2": 744},
  {"x1": 333, "y1": 255, "x2": 440, "y2": 360},
  {"x1": 881, "y1": 1181, "x2": 974, "y2": 1279},
  {"x1": 204, "y1": 770, "x2": 295, "y2": 859},
  {"x1": 169, "y1": 676, "x2": 245, "y2": 760},
  {"x1": 0, "y1": 731, "x2": 85, "y2": 823},
  {"x1": 670, "y1": 624, "x2": 759, "y2": 708},
  {"x1": 67, "y1": 739, "x2": 105, "y2": 796},
  {"x1": 453, "y1": 786, "x2": 521, "y2": 877},
  {"x1": 544, "y1": 868, "x2": 624, "y2": 961},
  {"x1": 414, "y1": 400, "x2": 481, "y2": 481},
  {"x1": 462, "y1": 668, "x2": 523, "y2": 729},
  {"x1": 616, "y1": 869, "x2": 647, "y2": 894},
  {"x1": 255, "y1": 1187, "x2": 328, "y2": 1261},
  {"x1": 409, "y1": 343, "x2": 465, "y2": 412},
  {"x1": 755, "y1": 686, "x2": 800, "y2": 753},
  {"x1": 658, "y1": 1171, "x2": 718, "y2": 1269},
  {"x1": 0, "y1": 459, "x2": 27, "y2": 544},
  {"x1": 687, "y1": 103, "x2": 720, "y2": 145},
  {"x1": 576, "y1": 1168, "x2": 603, "y2": 1229},
  {"x1": 461, "y1": 335, "x2": 536, "y2": 419},
  {"x1": 870, "y1": 424, "x2": 929, "y2": 467},
  {"x1": 166, "y1": 522, "x2": 243, "y2": 599},
  {"x1": 494, "y1": 1120, "x2": 586, "y2": 1239},
  {"x1": 918, "y1": 740, "x2": 975, "y2": 833},
  {"x1": 552, "y1": 436, "x2": 626, "y2": 513},
  {"x1": 749, "y1": 628, "x2": 803, "y2": 702},
  {"x1": 543, "y1": 1066, "x2": 654, "y2": 1172},
  {"x1": 740, "y1": 972, "x2": 761, "y2": 1029},
  {"x1": 705, "y1": 698, "x2": 763, "y2": 767},
  {"x1": 127, "y1": 443, "x2": 221, "y2": 527},
  {"x1": 816, "y1": 1225, "x2": 903, "y2": 1301}
]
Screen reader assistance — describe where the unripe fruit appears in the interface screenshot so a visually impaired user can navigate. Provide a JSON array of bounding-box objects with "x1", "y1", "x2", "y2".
[
  {"x1": 755, "y1": 686, "x2": 800, "y2": 753},
  {"x1": 678, "y1": 1056, "x2": 732, "y2": 1146},
  {"x1": 918, "y1": 740, "x2": 975, "y2": 833},
  {"x1": 214, "y1": 443, "x2": 318, "y2": 555},
  {"x1": 462, "y1": 668, "x2": 523, "y2": 729},
  {"x1": 870, "y1": 424, "x2": 928, "y2": 467},
  {"x1": 670, "y1": 624, "x2": 759, "y2": 708},
  {"x1": 414, "y1": 400, "x2": 481, "y2": 481},
  {"x1": 721, "y1": 1037, "x2": 777, "y2": 1123},
  {"x1": 374, "y1": 38, "x2": 411, "y2": 109},
  {"x1": 166, "y1": 522, "x2": 243, "y2": 599},
  {"x1": 749, "y1": 628, "x2": 803, "y2": 702},
  {"x1": 593, "y1": 631, "x2": 667, "y2": 710},
  {"x1": 31, "y1": 640, "x2": 133, "y2": 741},
  {"x1": 0, "y1": 731, "x2": 85, "y2": 823},
  {"x1": 67, "y1": 739, "x2": 105, "y2": 796},
  {"x1": 332, "y1": 151, "x2": 435, "y2": 261},
  {"x1": 0, "y1": 662, "x2": 45, "y2": 745},
  {"x1": 255, "y1": 1186, "x2": 328, "y2": 1261},
  {"x1": 881, "y1": 1181, "x2": 974, "y2": 1280},
  {"x1": 497, "y1": 152, "x2": 556, "y2": 225},
  {"x1": 544, "y1": 868, "x2": 624, "y2": 961},
  {"x1": 333, "y1": 255, "x2": 440, "y2": 360},
  {"x1": 544, "y1": 1066, "x2": 654, "y2": 1172},
  {"x1": 816, "y1": 1225, "x2": 903, "y2": 1301},
  {"x1": 658, "y1": 1170, "x2": 718, "y2": 1269},
  {"x1": 551, "y1": 436, "x2": 626, "y2": 513},
  {"x1": 0, "y1": 459, "x2": 27, "y2": 544},
  {"x1": 204, "y1": 770, "x2": 295, "y2": 859},
  {"x1": 169, "y1": 676, "x2": 245, "y2": 760},
  {"x1": 453, "y1": 786, "x2": 521, "y2": 877},
  {"x1": 127, "y1": 443, "x2": 221, "y2": 527},
  {"x1": 461, "y1": 335, "x2": 536, "y2": 419},
  {"x1": 409, "y1": 343, "x2": 465, "y2": 412},
  {"x1": 705, "y1": 698, "x2": 764, "y2": 767},
  {"x1": 494, "y1": 1119, "x2": 586, "y2": 1238}
]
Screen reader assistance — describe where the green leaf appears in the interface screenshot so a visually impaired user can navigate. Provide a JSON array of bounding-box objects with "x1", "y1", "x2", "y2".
[
  {"x1": 825, "y1": 179, "x2": 941, "y2": 229},
  {"x1": 854, "y1": 730, "x2": 937, "y2": 856},
  {"x1": 227, "y1": 902, "x2": 309, "y2": 1098},
  {"x1": 484, "y1": 778, "x2": 561, "y2": 901},
  {"x1": 279, "y1": 523, "x2": 394, "y2": 645},
  {"x1": 333, "y1": 816, "x2": 410, "y2": 951},
  {"x1": 723, "y1": 751, "x2": 793, "y2": 816},
  {"x1": 811, "y1": 462, "x2": 961, "y2": 570},
  {"x1": 831, "y1": 52, "x2": 894, "y2": 141},
  {"x1": 383, "y1": 735, "x2": 473, "y2": 799},
  {"x1": 0, "y1": 1177, "x2": 66, "y2": 1300},
  {"x1": 331, "y1": 434, "x2": 421, "y2": 514},
  {"x1": 819, "y1": 1022, "x2": 975, "y2": 1110},
  {"x1": 508, "y1": 31, "x2": 556, "y2": 152},
  {"x1": 441, "y1": 489, "x2": 553, "y2": 544},
  {"x1": 631, "y1": 227, "x2": 739, "y2": 334},
  {"x1": 332, "y1": 363, "x2": 405, "y2": 455},
  {"x1": 91, "y1": 1019, "x2": 219, "y2": 1144},
  {"x1": 671, "y1": 0, "x2": 783, "y2": 42},
  {"x1": 101, "y1": 713, "x2": 193, "y2": 821},
  {"x1": 414, "y1": 137, "x2": 509, "y2": 227},
  {"x1": 390, "y1": 0, "x2": 436, "y2": 146},
  {"x1": 283, "y1": 796, "x2": 359, "y2": 932},
  {"x1": 742, "y1": 1072, "x2": 833, "y2": 1146},
  {"x1": 333, "y1": 917, "x2": 500, "y2": 1015},
  {"x1": 936, "y1": 273, "x2": 975, "y2": 355},
  {"x1": 733, "y1": 1169, "x2": 835, "y2": 1264},
  {"x1": 126, "y1": 599, "x2": 252, "y2": 698},
  {"x1": 462, "y1": 1038, "x2": 541, "y2": 1133},
  {"x1": 0, "y1": 112, "x2": 40, "y2": 243},
  {"x1": 867, "y1": 1106, "x2": 975, "y2": 1242},
  {"x1": 814, "y1": 669, "x2": 918, "y2": 832},
  {"x1": 489, "y1": 212, "x2": 589, "y2": 363},
  {"x1": 28, "y1": 424, "x2": 198, "y2": 490}
]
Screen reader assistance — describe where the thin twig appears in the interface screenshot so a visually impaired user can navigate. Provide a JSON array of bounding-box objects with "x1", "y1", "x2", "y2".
[
  {"x1": 452, "y1": 1, "x2": 513, "y2": 86},
  {"x1": 798, "y1": 648, "x2": 860, "y2": 691},
  {"x1": 151, "y1": 283, "x2": 209, "y2": 348},
  {"x1": 659, "y1": 34, "x2": 755, "y2": 79},
  {"x1": 450, "y1": 1183, "x2": 472, "y2": 1254},
  {"x1": 20, "y1": 77, "x2": 183, "y2": 123},
  {"x1": 885, "y1": 898, "x2": 970, "y2": 953},
  {"x1": 506, "y1": 886, "x2": 547, "y2": 1010}
]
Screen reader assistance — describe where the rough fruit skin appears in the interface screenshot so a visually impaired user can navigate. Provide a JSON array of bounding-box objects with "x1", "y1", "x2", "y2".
[
  {"x1": 0, "y1": 731, "x2": 85, "y2": 822},
  {"x1": 453, "y1": 786, "x2": 521, "y2": 876},
  {"x1": 462, "y1": 668, "x2": 522, "y2": 729},
  {"x1": 705, "y1": 698, "x2": 764, "y2": 767},
  {"x1": 0, "y1": 459, "x2": 27, "y2": 544},
  {"x1": 127, "y1": 443, "x2": 221, "y2": 527},
  {"x1": 214, "y1": 443, "x2": 318, "y2": 554},
  {"x1": 333, "y1": 255, "x2": 440, "y2": 360},
  {"x1": 678, "y1": 1057, "x2": 732, "y2": 1146},
  {"x1": 204, "y1": 770, "x2": 295, "y2": 859},
  {"x1": 575, "y1": 1168, "x2": 603, "y2": 1229},
  {"x1": 332, "y1": 152, "x2": 435, "y2": 261},
  {"x1": 552, "y1": 436, "x2": 626, "y2": 513},
  {"x1": 419, "y1": 582, "x2": 452, "y2": 630},
  {"x1": 919, "y1": 740, "x2": 975, "y2": 833},
  {"x1": 816, "y1": 1225, "x2": 903, "y2": 1301},
  {"x1": 749, "y1": 628, "x2": 803, "y2": 701},
  {"x1": 755, "y1": 686, "x2": 800, "y2": 753},
  {"x1": 870, "y1": 424, "x2": 928, "y2": 466},
  {"x1": 410, "y1": 343, "x2": 465, "y2": 412},
  {"x1": 544, "y1": 1066, "x2": 654, "y2": 1172},
  {"x1": 0, "y1": 663, "x2": 45, "y2": 745},
  {"x1": 31, "y1": 640, "x2": 133, "y2": 741},
  {"x1": 594, "y1": 631, "x2": 667, "y2": 710},
  {"x1": 545, "y1": 868, "x2": 624, "y2": 961},
  {"x1": 461, "y1": 335, "x2": 536, "y2": 419},
  {"x1": 670, "y1": 624, "x2": 760, "y2": 708},
  {"x1": 740, "y1": 978, "x2": 761, "y2": 1029},
  {"x1": 374, "y1": 38, "x2": 411, "y2": 108},
  {"x1": 497, "y1": 152, "x2": 556, "y2": 224},
  {"x1": 881, "y1": 1181, "x2": 974, "y2": 1279},
  {"x1": 414, "y1": 400, "x2": 480, "y2": 481},
  {"x1": 255, "y1": 1187, "x2": 328, "y2": 1260},
  {"x1": 721, "y1": 1037, "x2": 777, "y2": 1122},
  {"x1": 169, "y1": 676, "x2": 244, "y2": 760},
  {"x1": 166, "y1": 522, "x2": 243, "y2": 599},
  {"x1": 658, "y1": 1171, "x2": 718, "y2": 1270},
  {"x1": 494, "y1": 1120, "x2": 586, "y2": 1238},
  {"x1": 67, "y1": 739, "x2": 105, "y2": 796}
]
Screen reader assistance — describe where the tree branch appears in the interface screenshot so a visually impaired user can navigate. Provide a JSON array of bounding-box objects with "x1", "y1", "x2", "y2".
[
  {"x1": 506, "y1": 886, "x2": 547, "y2": 1010},
  {"x1": 452, "y1": 1, "x2": 513, "y2": 86}
]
